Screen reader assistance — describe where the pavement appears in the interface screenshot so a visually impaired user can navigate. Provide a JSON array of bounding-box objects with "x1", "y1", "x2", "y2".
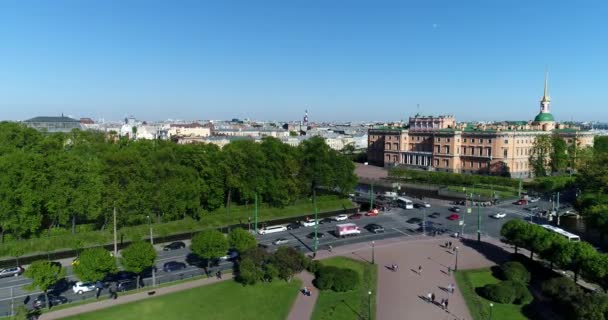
[{"x1": 286, "y1": 272, "x2": 317, "y2": 320}]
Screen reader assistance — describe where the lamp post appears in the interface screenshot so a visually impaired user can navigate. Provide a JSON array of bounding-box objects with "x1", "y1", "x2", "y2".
[
  {"x1": 147, "y1": 215, "x2": 156, "y2": 287},
  {"x1": 489, "y1": 303, "x2": 494, "y2": 320},
  {"x1": 368, "y1": 291, "x2": 373, "y2": 320},
  {"x1": 477, "y1": 194, "x2": 482, "y2": 242},
  {"x1": 371, "y1": 241, "x2": 375, "y2": 265},
  {"x1": 454, "y1": 246, "x2": 459, "y2": 271},
  {"x1": 313, "y1": 188, "x2": 319, "y2": 257}
]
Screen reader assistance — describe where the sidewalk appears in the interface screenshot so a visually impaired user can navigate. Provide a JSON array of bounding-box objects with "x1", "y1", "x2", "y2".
[
  {"x1": 286, "y1": 272, "x2": 317, "y2": 320},
  {"x1": 39, "y1": 275, "x2": 230, "y2": 320}
]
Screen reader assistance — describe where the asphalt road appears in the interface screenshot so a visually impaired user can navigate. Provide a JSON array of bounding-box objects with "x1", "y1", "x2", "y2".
[{"x1": 0, "y1": 198, "x2": 543, "y2": 316}]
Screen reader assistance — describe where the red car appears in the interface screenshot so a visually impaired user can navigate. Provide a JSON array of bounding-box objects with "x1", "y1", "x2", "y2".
[
  {"x1": 349, "y1": 213, "x2": 363, "y2": 220},
  {"x1": 448, "y1": 214, "x2": 460, "y2": 221},
  {"x1": 366, "y1": 209, "x2": 379, "y2": 217}
]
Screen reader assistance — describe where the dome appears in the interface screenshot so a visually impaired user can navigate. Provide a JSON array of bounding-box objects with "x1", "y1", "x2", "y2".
[{"x1": 534, "y1": 112, "x2": 555, "y2": 122}]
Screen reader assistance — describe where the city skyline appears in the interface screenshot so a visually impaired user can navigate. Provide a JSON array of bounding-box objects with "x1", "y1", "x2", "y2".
[{"x1": 1, "y1": 1, "x2": 607, "y2": 122}]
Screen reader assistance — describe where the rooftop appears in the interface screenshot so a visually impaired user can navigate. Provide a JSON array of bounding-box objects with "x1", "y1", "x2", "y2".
[{"x1": 24, "y1": 116, "x2": 80, "y2": 123}]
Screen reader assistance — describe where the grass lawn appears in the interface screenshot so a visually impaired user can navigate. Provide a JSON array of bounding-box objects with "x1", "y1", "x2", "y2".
[
  {"x1": 312, "y1": 257, "x2": 377, "y2": 320},
  {"x1": 62, "y1": 279, "x2": 301, "y2": 320},
  {"x1": 446, "y1": 185, "x2": 520, "y2": 199},
  {"x1": 455, "y1": 268, "x2": 528, "y2": 320},
  {"x1": 0, "y1": 195, "x2": 353, "y2": 259}
]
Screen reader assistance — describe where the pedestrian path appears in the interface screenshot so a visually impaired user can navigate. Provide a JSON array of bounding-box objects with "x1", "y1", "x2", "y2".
[
  {"x1": 39, "y1": 275, "x2": 230, "y2": 320},
  {"x1": 286, "y1": 272, "x2": 318, "y2": 320}
]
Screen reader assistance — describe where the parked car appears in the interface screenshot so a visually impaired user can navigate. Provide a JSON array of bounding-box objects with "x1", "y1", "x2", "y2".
[
  {"x1": 163, "y1": 261, "x2": 187, "y2": 273},
  {"x1": 492, "y1": 212, "x2": 507, "y2": 219},
  {"x1": 449, "y1": 207, "x2": 461, "y2": 213},
  {"x1": 48, "y1": 278, "x2": 70, "y2": 294},
  {"x1": 406, "y1": 217, "x2": 422, "y2": 224},
  {"x1": 429, "y1": 212, "x2": 441, "y2": 219},
  {"x1": 448, "y1": 214, "x2": 460, "y2": 221},
  {"x1": 272, "y1": 238, "x2": 290, "y2": 245},
  {"x1": 72, "y1": 282, "x2": 96, "y2": 294},
  {"x1": 163, "y1": 241, "x2": 186, "y2": 251},
  {"x1": 365, "y1": 224, "x2": 385, "y2": 233},
  {"x1": 286, "y1": 223, "x2": 301, "y2": 230},
  {"x1": 366, "y1": 209, "x2": 379, "y2": 217},
  {"x1": 349, "y1": 213, "x2": 363, "y2": 220},
  {"x1": 0, "y1": 266, "x2": 24, "y2": 278},
  {"x1": 319, "y1": 218, "x2": 334, "y2": 224},
  {"x1": 333, "y1": 214, "x2": 348, "y2": 221},
  {"x1": 117, "y1": 279, "x2": 137, "y2": 292},
  {"x1": 306, "y1": 232, "x2": 325, "y2": 239},
  {"x1": 33, "y1": 294, "x2": 68, "y2": 309}
]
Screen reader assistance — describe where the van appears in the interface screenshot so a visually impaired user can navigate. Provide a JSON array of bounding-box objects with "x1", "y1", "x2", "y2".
[{"x1": 258, "y1": 225, "x2": 287, "y2": 235}]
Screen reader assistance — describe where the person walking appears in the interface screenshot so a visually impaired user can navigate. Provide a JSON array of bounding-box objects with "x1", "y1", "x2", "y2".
[
  {"x1": 431, "y1": 292, "x2": 436, "y2": 303},
  {"x1": 427, "y1": 292, "x2": 432, "y2": 302},
  {"x1": 328, "y1": 245, "x2": 333, "y2": 253},
  {"x1": 445, "y1": 298, "x2": 449, "y2": 312},
  {"x1": 448, "y1": 241, "x2": 452, "y2": 248},
  {"x1": 418, "y1": 265, "x2": 423, "y2": 275},
  {"x1": 445, "y1": 241, "x2": 449, "y2": 248},
  {"x1": 440, "y1": 298, "x2": 445, "y2": 309},
  {"x1": 450, "y1": 283, "x2": 456, "y2": 294}
]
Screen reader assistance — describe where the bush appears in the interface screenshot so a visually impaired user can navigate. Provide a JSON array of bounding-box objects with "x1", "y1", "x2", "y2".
[
  {"x1": 500, "y1": 261, "x2": 530, "y2": 283},
  {"x1": 511, "y1": 281, "x2": 533, "y2": 305},
  {"x1": 307, "y1": 260, "x2": 323, "y2": 274},
  {"x1": 542, "y1": 277, "x2": 583, "y2": 302},
  {"x1": 481, "y1": 282, "x2": 516, "y2": 304},
  {"x1": 313, "y1": 266, "x2": 360, "y2": 292}
]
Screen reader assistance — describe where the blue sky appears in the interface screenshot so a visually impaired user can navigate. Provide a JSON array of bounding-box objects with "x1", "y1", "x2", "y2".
[{"x1": 1, "y1": 0, "x2": 607, "y2": 122}]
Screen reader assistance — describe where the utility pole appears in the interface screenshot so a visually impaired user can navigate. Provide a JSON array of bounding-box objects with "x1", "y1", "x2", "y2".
[
  {"x1": 113, "y1": 205, "x2": 117, "y2": 256},
  {"x1": 518, "y1": 178, "x2": 522, "y2": 199},
  {"x1": 147, "y1": 216, "x2": 156, "y2": 287},
  {"x1": 556, "y1": 192, "x2": 561, "y2": 226},
  {"x1": 313, "y1": 188, "x2": 319, "y2": 257},
  {"x1": 254, "y1": 193, "x2": 258, "y2": 233},
  {"x1": 369, "y1": 182, "x2": 374, "y2": 210},
  {"x1": 477, "y1": 195, "x2": 481, "y2": 242}
]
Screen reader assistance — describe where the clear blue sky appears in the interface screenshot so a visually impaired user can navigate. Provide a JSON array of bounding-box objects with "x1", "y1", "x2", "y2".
[{"x1": 1, "y1": 0, "x2": 607, "y2": 122}]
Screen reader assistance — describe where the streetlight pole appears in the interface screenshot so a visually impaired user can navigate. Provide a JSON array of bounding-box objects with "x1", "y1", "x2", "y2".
[
  {"x1": 147, "y1": 215, "x2": 156, "y2": 287},
  {"x1": 454, "y1": 246, "x2": 459, "y2": 271},
  {"x1": 368, "y1": 291, "x2": 373, "y2": 320},
  {"x1": 489, "y1": 303, "x2": 494, "y2": 320},
  {"x1": 369, "y1": 182, "x2": 374, "y2": 211},
  {"x1": 313, "y1": 188, "x2": 319, "y2": 257},
  {"x1": 371, "y1": 241, "x2": 375, "y2": 265},
  {"x1": 477, "y1": 194, "x2": 482, "y2": 242},
  {"x1": 254, "y1": 192, "x2": 258, "y2": 233}
]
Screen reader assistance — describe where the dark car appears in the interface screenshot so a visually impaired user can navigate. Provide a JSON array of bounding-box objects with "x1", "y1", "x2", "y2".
[
  {"x1": 306, "y1": 232, "x2": 325, "y2": 239},
  {"x1": 186, "y1": 253, "x2": 205, "y2": 267},
  {"x1": 449, "y1": 207, "x2": 461, "y2": 213},
  {"x1": 349, "y1": 213, "x2": 363, "y2": 220},
  {"x1": 365, "y1": 224, "x2": 385, "y2": 233},
  {"x1": 163, "y1": 261, "x2": 187, "y2": 273},
  {"x1": 163, "y1": 241, "x2": 186, "y2": 251},
  {"x1": 104, "y1": 271, "x2": 137, "y2": 283},
  {"x1": 319, "y1": 218, "x2": 334, "y2": 224},
  {"x1": 429, "y1": 212, "x2": 441, "y2": 219},
  {"x1": 48, "y1": 278, "x2": 70, "y2": 294},
  {"x1": 33, "y1": 294, "x2": 68, "y2": 309},
  {"x1": 406, "y1": 217, "x2": 422, "y2": 224},
  {"x1": 286, "y1": 223, "x2": 301, "y2": 230},
  {"x1": 116, "y1": 279, "x2": 137, "y2": 292}
]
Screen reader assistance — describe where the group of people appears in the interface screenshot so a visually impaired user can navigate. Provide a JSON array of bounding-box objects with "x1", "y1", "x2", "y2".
[
  {"x1": 426, "y1": 292, "x2": 450, "y2": 311},
  {"x1": 390, "y1": 264, "x2": 399, "y2": 272},
  {"x1": 302, "y1": 286, "x2": 312, "y2": 296}
]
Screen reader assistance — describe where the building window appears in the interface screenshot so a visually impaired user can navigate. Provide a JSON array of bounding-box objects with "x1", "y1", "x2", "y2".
[
  {"x1": 504, "y1": 139, "x2": 509, "y2": 144},
  {"x1": 471, "y1": 138, "x2": 475, "y2": 143},
  {"x1": 386, "y1": 143, "x2": 391, "y2": 150},
  {"x1": 463, "y1": 138, "x2": 467, "y2": 142},
  {"x1": 486, "y1": 147, "x2": 491, "y2": 156},
  {"x1": 444, "y1": 146, "x2": 450, "y2": 154},
  {"x1": 393, "y1": 143, "x2": 398, "y2": 150},
  {"x1": 477, "y1": 162, "x2": 481, "y2": 168},
  {"x1": 488, "y1": 139, "x2": 492, "y2": 143},
  {"x1": 435, "y1": 145, "x2": 441, "y2": 153},
  {"x1": 444, "y1": 159, "x2": 449, "y2": 167},
  {"x1": 434, "y1": 159, "x2": 439, "y2": 166},
  {"x1": 503, "y1": 149, "x2": 508, "y2": 158},
  {"x1": 447, "y1": 138, "x2": 451, "y2": 142},
  {"x1": 437, "y1": 137, "x2": 441, "y2": 142},
  {"x1": 470, "y1": 161, "x2": 474, "y2": 168}
]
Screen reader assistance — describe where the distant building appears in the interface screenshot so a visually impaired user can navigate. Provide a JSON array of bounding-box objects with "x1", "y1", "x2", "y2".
[
  {"x1": 23, "y1": 116, "x2": 82, "y2": 133},
  {"x1": 168, "y1": 123, "x2": 211, "y2": 138}
]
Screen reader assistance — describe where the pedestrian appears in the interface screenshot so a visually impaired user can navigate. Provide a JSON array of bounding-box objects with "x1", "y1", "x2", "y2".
[
  {"x1": 445, "y1": 298, "x2": 449, "y2": 312},
  {"x1": 451, "y1": 283, "x2": 456, "y2": 294},
  {"x1": 418, "y1": 265, "x2": 423, "y2": 275},
  {"x1": 218, "y1": 270, "x2": 223, "y2": 279},
  {"x1": 328, "y1": 245, "x2": 333, "y2": 253},
  {"x1": 447, "y1": 266, "x2": 451, "y2": 275},
  {"x1": 431, "y1": 292, "x2": 436, "y2": 303},
  {"x1": 448, "y1": 241, "x2": 452, "y2": 248},
  {"x1": 445, "y1": 241, "x2": 449, "y2": 248},
  {"x1": 427, "y1": 292, "x2": 432, "y2": 302},
  {"x1": 395, "y1": 264, "x2": 399, "y2": 272},
  {"x1": 440, "y1": 298, "x2": 445, "y2": 309}
]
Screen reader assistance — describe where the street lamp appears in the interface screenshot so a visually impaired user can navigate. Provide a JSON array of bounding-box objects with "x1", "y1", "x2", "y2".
[
  {"x1": 489, "y1": 303, "x2": 494, "y2": 320},
  {"x1": 368, "y1": 291, "x2": 373, "y2": 320},
  {"x1": 454, "y1": 246, "x2": 459, "y2": 271},
  {"x1": 147, "y1": 215, "x2": 156, "y2": 287},
  {"x1": 371, "y1": 241, "x2": 375, "y2": 265}
]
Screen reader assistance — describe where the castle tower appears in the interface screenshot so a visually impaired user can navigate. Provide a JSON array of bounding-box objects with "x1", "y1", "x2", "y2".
[{"x1": 533, "y1": 71, "x2": 556, "y2": 131}]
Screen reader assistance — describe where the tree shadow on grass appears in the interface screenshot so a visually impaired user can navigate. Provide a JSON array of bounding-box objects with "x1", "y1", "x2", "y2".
[{"x1": 341, "y1": 299, "x2": 364, "y2": 319}]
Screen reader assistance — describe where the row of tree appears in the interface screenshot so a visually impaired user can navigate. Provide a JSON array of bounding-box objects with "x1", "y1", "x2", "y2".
[
  {"x1": 501, "y1": 220, "x2": 608, "y2": 287},
  {"x1": 0, "y1": 122, "x2": 357, "y2": 241},
  {"x1": 529, "y1": 134, "x2": 592, "y2": 177}
]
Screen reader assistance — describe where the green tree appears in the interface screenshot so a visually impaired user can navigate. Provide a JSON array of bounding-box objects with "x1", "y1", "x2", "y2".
[
  {"x1": 594, "y1": 136, "x2": 608, "y2": 155},
  {"x1": 121, "y1": 241, "x2": 157, "y2": 288},
  {"x1": 24, "y1": 260, "x2": 65, "y2": 309},
  {"x1": 73, "y1": 248, "x2": 117, "y2": 283},
  {"x1": 191, "y1": 230, "x2": 229, "y2": 267},
  {"x1": 500, "y1": 220, "x2": 530, "y2": 254},
  {"x1": 529, "y1": 227, "x2": 553, "y2": 260},
  {"x1": 228, "y1": 228, "x2": 257, "y2": 253},
  {"x1": 273, "y1": 246, "x2": 306, "y2": 282},
  {"x1": 570, "y1": 241, "x2": 598, "y2": 282},
  {"x1": 238, "y1": 257, "x2": 263, "y2": 285},
  {"x1": 550, "y1": 135, "x2": 568, "y2": 173},
  {"x1": 529, "y1": 135, "x2": 552, "y2": 177}
]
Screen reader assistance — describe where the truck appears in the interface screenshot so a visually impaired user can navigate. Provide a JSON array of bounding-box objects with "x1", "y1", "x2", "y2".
[{"x1": 335, "y1": 223, "x2": 361, "y2": 238}]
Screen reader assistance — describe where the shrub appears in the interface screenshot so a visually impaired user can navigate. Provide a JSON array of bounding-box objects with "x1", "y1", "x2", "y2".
[
  {"x1": 481, "y1": 282, "x2": 516, "y2": 304},
  {"x1": 511, "y1": 281, "x2": 533, "y2": 305},
  {"x1": 500, "y1": 261, "x2": 530, "y2": 283},
  {"x1": 313, "y1": 266, "x2": 339, "y2": 290},
  {"x1": 307, "y1": 260, "x2": 323, "y2": 274},
  {"x1": 542, "y1": 277, "x2": 583, "y2": 302},
  {"x1": 332, "y1": 268, "x2": 359, "y2": 292}
]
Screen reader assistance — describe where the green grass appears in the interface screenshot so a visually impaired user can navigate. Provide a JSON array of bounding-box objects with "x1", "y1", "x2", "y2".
[
  {"x1": 312, "y1": 257, "x2": 377, "y2": 320},
  {"x1": 455, "y1": 268, "x2": 528, "y2": 320},
  {"x1": 446, "y1": 185, "x2": 521, "y2": 199},
  {"x1": 0, "y1": 195, "x2": 353, "y2": 259},
  {"x1": 62, "y1": 279, "x2": 301, "y2": 320}
]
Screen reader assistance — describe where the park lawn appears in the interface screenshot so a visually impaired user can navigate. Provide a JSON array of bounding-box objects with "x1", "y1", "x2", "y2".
[
  {"x1": 455, "y1": 268, "x2": 528, "y2": 320},
  {"x1": 0, "y1": 195, "x2": 353, "y2": 259},
  {"x1": 62, "y1": 279, "x2": 301, "y2": 320},
  {"x1": 446, "y1": 186, "x2": 520, "y2": 199},
  {"x1": 312, "y1": 257, "x2": 377, "y2": 320}
]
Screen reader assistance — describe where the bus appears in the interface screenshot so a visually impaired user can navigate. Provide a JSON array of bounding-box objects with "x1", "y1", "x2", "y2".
[
  {"x1": 540, "y1": 224, "x2": 581, "y2": 242},
  {"x1": 396, "y1": 197, "x2": 414, "y2": 210}
]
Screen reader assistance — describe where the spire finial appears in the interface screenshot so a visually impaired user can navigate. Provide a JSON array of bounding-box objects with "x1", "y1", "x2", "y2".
[{"x1": 543, "y1": 69, "x2": 549, "y2": 99}]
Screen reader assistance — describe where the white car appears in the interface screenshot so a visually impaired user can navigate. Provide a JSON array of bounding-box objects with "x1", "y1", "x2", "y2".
[
  {"x1": 272, "y1": 238, "x2": 290, "y2": 245},
  {"x1": 258, "y1": 225, "x2": 288, "y2": 235},
  {"x1": 422, "y1": 202, "x2": 431, "y2": 208},
  {"x1": 492, "y1": 212, "x2": 507, "y2": 219},
  {"x1": 529, "y1": 197, "x2": 541, "y2": 203},
  {"x1": 333, "y1": 214, "x2": 348, "y2": 221},
  {"x1": 300, "y1": 219, "x2": 319, "y2": 227},
  {"x1": 72, "y1": 282, "x2": 96, "y2": 294}
]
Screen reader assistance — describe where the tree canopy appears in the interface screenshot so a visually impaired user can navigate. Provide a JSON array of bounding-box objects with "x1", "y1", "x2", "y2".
[{"x1": 73, "y1": 248, "x2": 117, "y2": 282}]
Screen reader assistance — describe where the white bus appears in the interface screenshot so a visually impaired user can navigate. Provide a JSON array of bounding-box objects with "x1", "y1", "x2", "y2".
[
  {"x1": 540, "y1": 224, "x2": 581, "y2": 242},
  {"x1": 396, "y1": 197, "x2": 414, "y2": 210}
]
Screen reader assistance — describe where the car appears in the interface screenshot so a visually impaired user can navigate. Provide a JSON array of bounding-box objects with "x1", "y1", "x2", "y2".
[
  {"x1": 104, "y1": 271, "x2": 137, "y2": 283},
  {"x1": 301, "y1": 219, "x2": 319, "y2": 227},
  {"x1": 219, "y1": 249, "x2": 239, "y2": 261},
  {"x1": 492, "y1": 212, "x2": 507, "y2": 219},
  {"x1": 0, "y1": 266, "x2": 24, "y2": 278},
  {"x1": 72, "y1": 281, "x2": 96, "y2": 294},
  {"x1": 421, "y1": 202, "x2": 431, "y2": 208},
  {"x1": 529, "y1": 197, "x2": 541, "y2": 203},
  {"x1": 286, "y1": 223, "x2": 301, "y2": 230},
  {"x1": 349, "y1": 213, "x2": 363, "y2": 220},
  {"x1": 365, "y1": 224, "x2": 385, "y2": 233},
  {"x1": 272, "y1": 238, "x2": 290, "y2": 245},
  {"x1": 333, "y1": 214, "x2": 348, "y2": 221},
  {"x1": 48, "y1": 278, "x2": 70, "y2": 294},
  {"x1": 366, "y1": 209, "x2": 379, "y2": 217},
  {"x1": 163, "y1": 261, "x2": 187, "y2": 273},
  {"x1": 258, "y1": 225, "x2": 288, "y2": 235},
  {"x1": 429, "y1": 212, "x2": 441, "y2": 219},
  {"x1": 306, "y1": 232, "x2": 325, "y2": 239},
  {"x1": 163, "y1": 241, "x2": 186, "y2": 251},
  {"x1": 186, "y1": 253, "x2": 205, "y2": 267},
  {"x1": 319, "y1": 218, "x2": 334, "y2": 224},
  {"x1": 516, "y1": 199, "x2": 528, "y2": 205},
  {"x1": 33, "y1": 294, "x2": 68, "y2": 309},
  {"x1": 406, "y1": 217, "x2": 422, "y2": 224},
  {"x1": 116, "y1": 279, "x2": 137, "y2": 292},
  {"x1": 447, "y1": 214, "x2": 460, "y2": 221},
  {"x1": 449, "y1": 207, "x2": 461, "y2": 213}
]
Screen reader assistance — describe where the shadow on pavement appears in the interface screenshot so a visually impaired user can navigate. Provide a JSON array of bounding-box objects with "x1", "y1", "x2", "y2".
[{"x1": 459, "y1": 238, "x2": 510, "y2": 265}]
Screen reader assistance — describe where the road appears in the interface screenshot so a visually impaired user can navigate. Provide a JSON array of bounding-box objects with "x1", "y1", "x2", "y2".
[{"x1": 0, "y1": 197, "x2": 541, "y2": 316}]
